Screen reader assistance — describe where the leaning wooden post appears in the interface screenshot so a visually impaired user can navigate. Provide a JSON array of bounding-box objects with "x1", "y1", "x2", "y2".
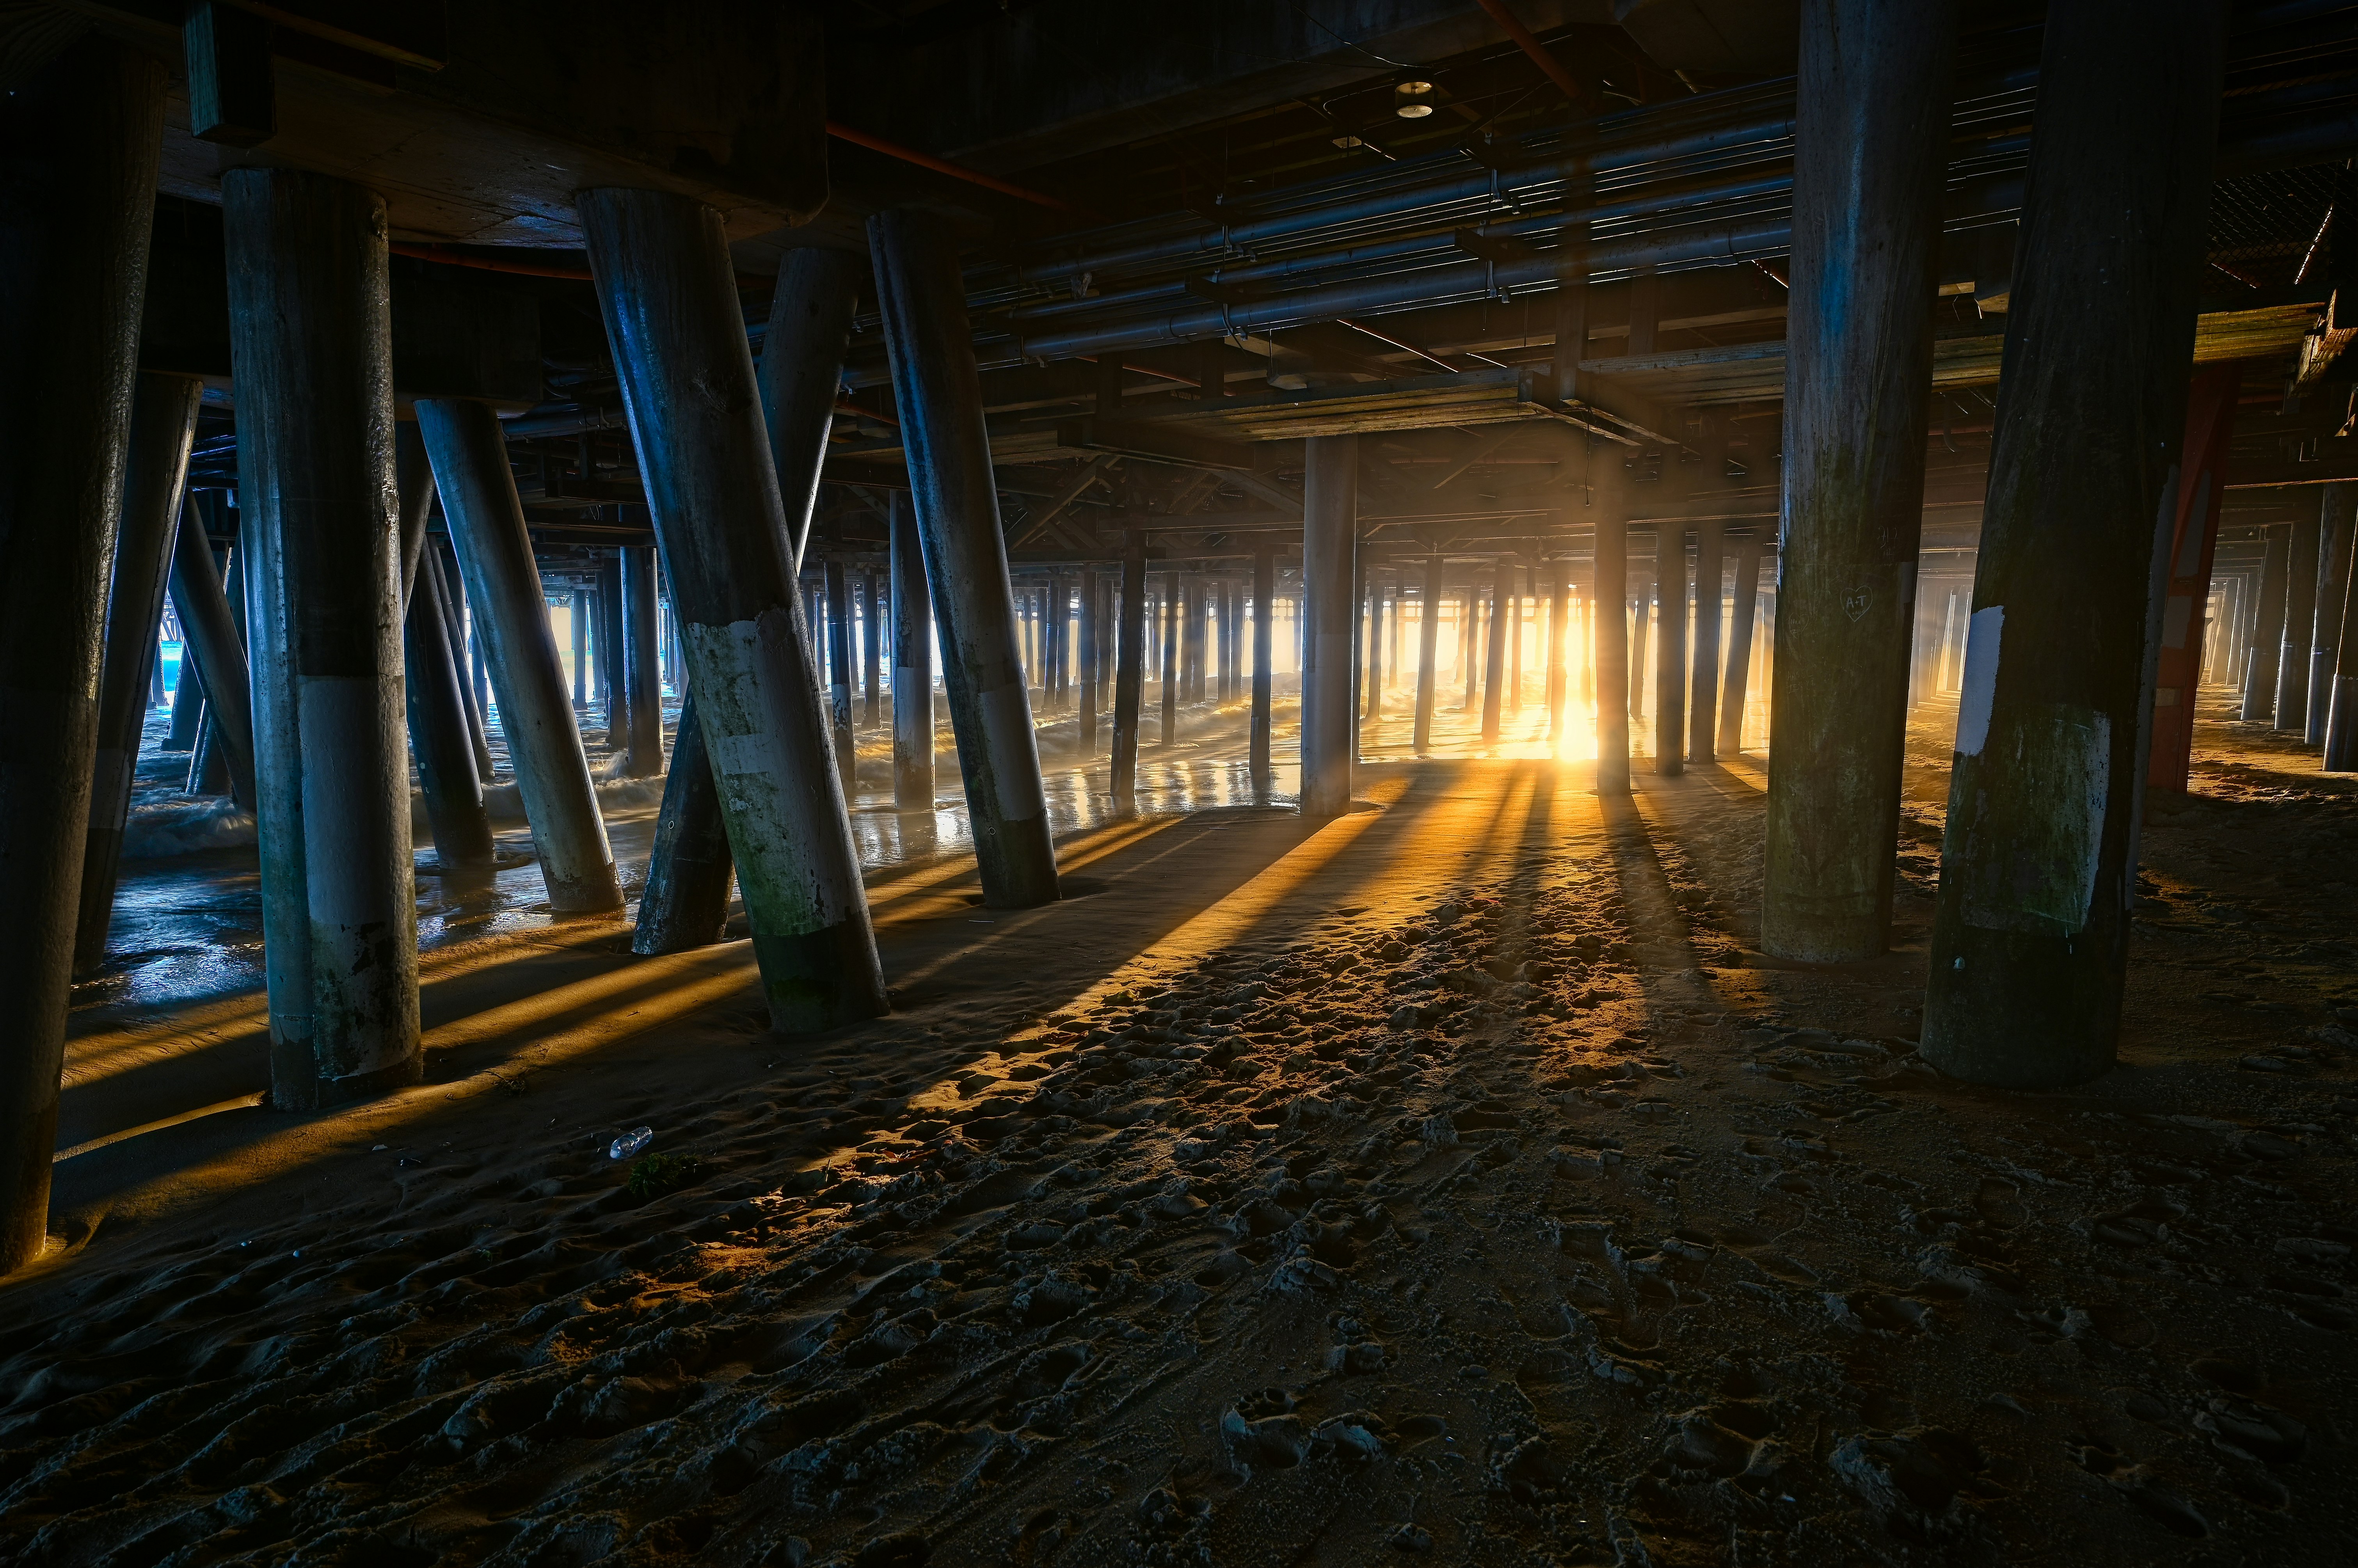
[
  {"x1": 407, "y1": 547, "x2": 497, "y2": 870},
  {"x1": 0, "y1": 38, "x2": 165, "y2": 1274},
  {"x1": 581, "y1": 188, "x2": 887, "y2": 1027},
  {"x1": 1923, "y1": 0, "x2": 2227, "y2": 1087},
  {"x1": 621, "y1": 543, "x2": 664, "y2": 774},
  {"x1": 633, "y1": 693, "x2": 737, "y2": 955},
  {"x1": 73, "y1": 372, "x2": 203, "y2": 974},
  {"x1": 225, "y1": 167, "x2": 420, "y2": 1108},
  {"x1": 762, "y1": 247, "x2": 862, "y2": 573},
  {"x1": 166, "y1": 498, "x2": 257, "y2": 810},
  {"x1": 869, "y1": 208, "x2": 1059, "y2": 907},
  {"x1": 823, "y1": 555, "x2": 858, "y2": 796},
  {"x1": 418, "y1": 397, "x2": 623, "y2": 911},
  {"x1": 889, "y1": 492, "x2": 937, "y2": 810}
]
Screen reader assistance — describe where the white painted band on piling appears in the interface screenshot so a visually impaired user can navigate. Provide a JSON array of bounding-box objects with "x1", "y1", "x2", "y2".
[{"x1": 1955, "y1": 606, "x2": 2003, "y2": 757}]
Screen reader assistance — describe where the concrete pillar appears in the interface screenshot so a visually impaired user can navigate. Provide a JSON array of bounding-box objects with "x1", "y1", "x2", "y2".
[
  {"x1": 73, "y1": 373, "x2": 203, "y2": 974},
  {"x1": 224, "y1": 167, "x2": 419, "y2": 1108},
  {"x1": 1719, "y1": 537, "x2": 1763, "y2": 755},
  {"x1": 861, "y1": 570, "x2": 882, "y2": 726},
  {"x1": 599, "y1": 553, "x2": 629, "y2": 749},
  {"x1": 407, "y1": 547, "x2": 496, "y2": 870},
  {"x1": 167, "y1": 499, "x2": 257, "y2": 811},
  {"x1": 2327, "y1": 512, "x2": 2358, "y2": 768},
  {"x1": 1461, "y1": 582, "x2": 1481, "y2": 711},
  {"x1": 1301, "y1": 434, "x2": 1358, "y2": 816},
  {"x1": 889, "y1": 493, "x2": 936, "y2": 810},
  {"x1": 1349, "y1": 557, "x2": 1366, "y2": 756},
  {"x1": 1160, "y1": 572, "x2": 1181, "y2": 745},
  {"x1": 1078, "y1": 566, "x2": 1100, "y2": 752},
  {"x1": 1630, "y1": 581, "x2": 1651, "y2": 728},
  {"x1": 0, "y1": 34, "x2": 165, "y2": 1276},
  {"x1": 622, "y1": 544, "x2": 664, "y2": 774},
  {"x1": 2311, "y1": 484, "x2": 2354, "y2": 743},
  {"x1": 633, "y1": 694, "x2": 737, "y2": 955},
  {"x1": 1366, "y1": 577, "x2": 1388, "y2": 723},
  {"x1": 2278, "y1": 507, "x2": 2321, "y2": 731},
  {"x1": 1594, "y1": 492, "x2": 1632, "y2": 794},
  {"x1": 1546, "y1": 558, "x2": 1570, "y2": 742},
  {"x1": 2243, "y1": 526, "x2": 2289, "y2": 721},
  {"x1": 1688, "y1": 518, "x2": 1725, "y2": 761},
  {"x1": 1481, "y1": 563, "x2": 1510, "y2": 743},
  {"x1": 1251, "y1": 548, "x2": 1277, "y2": 789},
  {"x1": 824, "y1": 556, "x2": 857, "y2": 796},
  {"x1": 570, "y1": 589, "x2": 588, "y2": 706},
  {"x1": 1763, "y1": 0, "x2": 1958, "y2": 960},
  {"x1": 1923, "y1": 0, "x2": 2226, "y2": 1088},
  {"x1": 867, "y1": 206, "x2": 1059, "y2": 907},
  {"x1": 1414, "y1": 553, "x2": 1443, "y2": 754},
  {"x1": 419, "y1": 398, "x2": 622, "y2": 912},
  {"x1": 1113, "y1": 534, "x2": 1147, "y2": 805},
  {"x1": 583, "y1": 190, "x2": 887, "y2": 1026},
  {"x1": 761, "y1": 248, "x2": 862, "y2": 573},
  {"x1": 1653, "y1": 530, "x2": 1688, "y2": 775}
]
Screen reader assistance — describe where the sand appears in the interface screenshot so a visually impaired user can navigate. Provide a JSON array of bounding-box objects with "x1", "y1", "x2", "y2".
[{"x1": 2, "y1": 693, "x2": 2352, "y2": 1566}]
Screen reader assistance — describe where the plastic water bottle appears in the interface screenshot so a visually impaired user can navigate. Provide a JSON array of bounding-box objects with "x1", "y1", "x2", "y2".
[{"x1": 609, "y1": 1126, "x2": 654, "y2": 1160}]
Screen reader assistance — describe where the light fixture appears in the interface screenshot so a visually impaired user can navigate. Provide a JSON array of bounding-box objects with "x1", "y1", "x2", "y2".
[
  {"x1": 1394, "y1": 79, "x2": 1435, "y2": 119},
  {"x1": 1332, "y1": 133, "x2": 1366, "y2": 149}
]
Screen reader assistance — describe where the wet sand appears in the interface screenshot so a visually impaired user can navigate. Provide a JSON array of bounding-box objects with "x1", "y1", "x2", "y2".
[{"x1": 3, "y1": 689, "x2": 2352, "y2": 1566}]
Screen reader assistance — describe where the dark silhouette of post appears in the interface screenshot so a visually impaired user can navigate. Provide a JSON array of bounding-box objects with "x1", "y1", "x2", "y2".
[
  {"x1": 1413, "y1": 552, "x2": 1443, "y2": 754},
  {"x1": 75, "y1": 373, "x2": 203, "y2": 974},
  {"x1": 1719, "y1": 537, "x2": 1763, "y2": 755},
  {"x1": 1688, "y1": 518, "x2": 1724, "y2": 761},
  {"x1": 1301, "y1": 434, "x2": 1358, "y2": 816},
  {"x1": 633, "y1": 695, "x2": 737, "y2": 954},
  {"x1": 0, "y1": 34, "x2": 165, "y2": 1277},
  {"x1": 1113, "y1": 531, "x2": 1148, "y2": 808},
  {"x1": 1923, "y1": 0, "x2": 2226, "y2": 1087},
  {"x1": 407, "y1": 547, "x2": 496, "y2": 870},
  {"x1": 1652, "y1": 529, "x2": 1688, "y2": 776},
  {"x1": 166, "y1": 499, "x2": 256, "y2": 811},
  {"x1": 1763, "y1": 0, "x2": 1958, "y2": 960},
  {"x1": 1594, "y1": 466, "x2": 1632, "y2": 795}
]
